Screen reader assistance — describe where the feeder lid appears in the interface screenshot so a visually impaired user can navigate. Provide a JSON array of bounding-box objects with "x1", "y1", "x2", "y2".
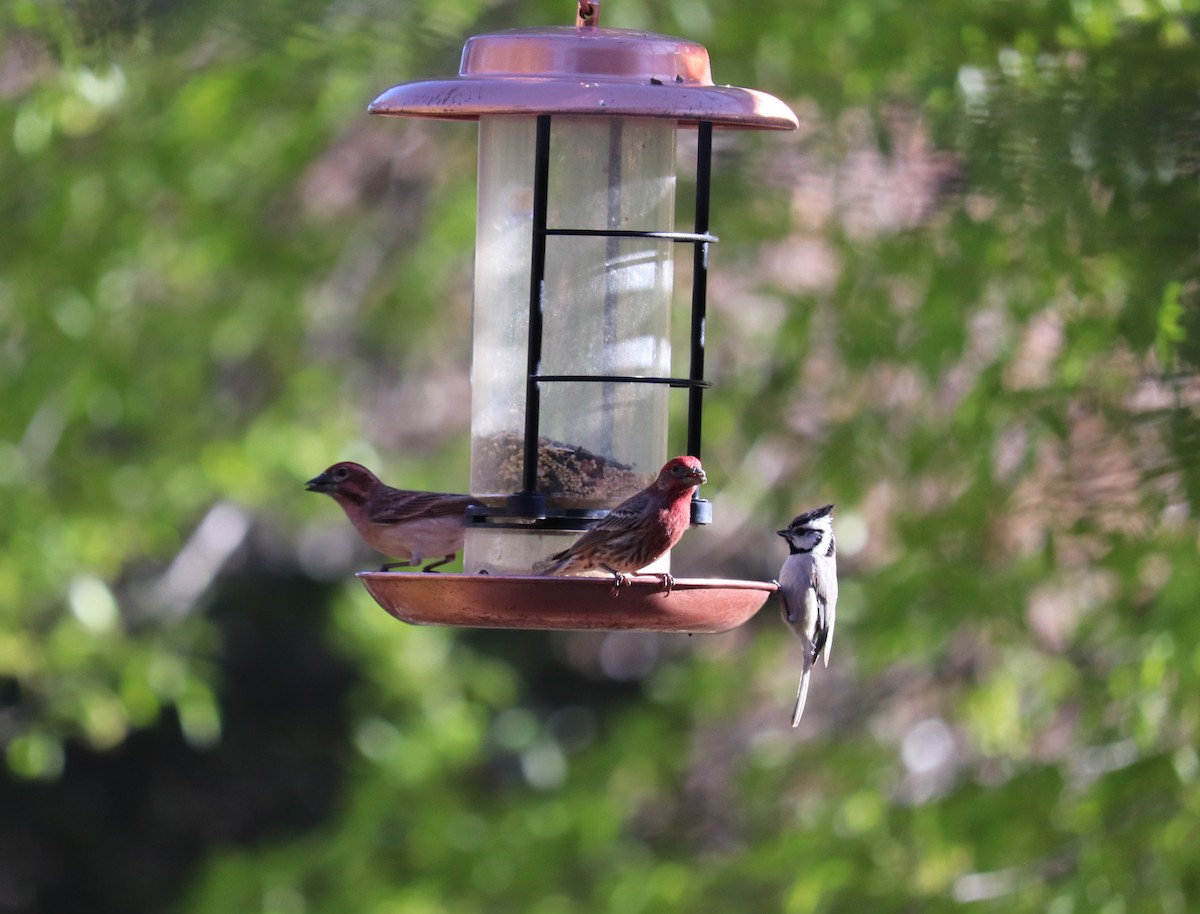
[{"x1": 369, "y1": 26, "x2": 798, "y2": 130}]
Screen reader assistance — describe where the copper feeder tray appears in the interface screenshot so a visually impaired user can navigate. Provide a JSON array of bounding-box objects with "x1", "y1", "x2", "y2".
[{"x1": 358, "y1": 573, "x2": 777, "y2": 633}]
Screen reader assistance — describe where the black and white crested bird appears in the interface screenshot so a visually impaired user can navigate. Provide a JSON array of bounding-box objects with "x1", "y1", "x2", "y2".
[{"x1": 777, "y1": 504, "x2": 837, "y2": 727}]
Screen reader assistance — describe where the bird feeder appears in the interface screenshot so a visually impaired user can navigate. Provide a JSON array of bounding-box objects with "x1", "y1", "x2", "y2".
[{"x1": 358, "y1": 1, "x2": 796, "y2": 631}]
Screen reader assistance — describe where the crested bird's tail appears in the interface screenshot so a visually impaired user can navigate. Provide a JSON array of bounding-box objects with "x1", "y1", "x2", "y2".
[{"x1": 791, "y1": 652, "x2": 813, "y2": 728}]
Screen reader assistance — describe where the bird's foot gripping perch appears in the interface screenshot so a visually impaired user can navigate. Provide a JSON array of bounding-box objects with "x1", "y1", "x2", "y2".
[
  {"x1": 380, "y1": 559, "x2": 418, "y2": 572},
  {"x1": 419, "y1": 554, "x2": 456, "y2": 573},
  {"x1": 602, "y1": 570, "x2": 676, "y2": 597},
  {"x1": 605, "y1": 569, "x2": 633, "y2": 596},
  {"x1": 379, "y1": 556, "x2": 455, "y2": 573}
]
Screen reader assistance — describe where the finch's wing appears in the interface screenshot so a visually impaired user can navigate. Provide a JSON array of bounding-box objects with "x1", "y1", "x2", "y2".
[
  {"x1": 368, "y1": 491, "x2": 478, "y2": 525},
  {"x1": 592, "y1": 490, "x2": 652, "y2": 532},
  {"x1": 559, "y1": 490, "x2": 652, "y2": 553}
]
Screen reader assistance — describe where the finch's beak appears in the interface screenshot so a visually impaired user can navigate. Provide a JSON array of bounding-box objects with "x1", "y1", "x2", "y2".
[
  {"x1": 776, "y1": 529, "x2": 789, "y2": 538},
  {"x1": 305, "y1": 473, "x2": 331, "y2": 492},
  {"x1": 693, "y1": 468, "x2": 708, "y2": 484}
]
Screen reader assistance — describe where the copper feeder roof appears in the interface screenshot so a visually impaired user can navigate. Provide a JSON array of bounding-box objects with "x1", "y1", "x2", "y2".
[{"x1": 369, "y1": 25, "x2": 798, "y2": 130}]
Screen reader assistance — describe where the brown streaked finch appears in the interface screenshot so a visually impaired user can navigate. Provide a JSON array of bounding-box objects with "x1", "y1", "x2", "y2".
[
  {"x1": 776, "y1": 504, "x2": 837, "y2": 727},
  {"x1": 533, "y1": 455, "x2": 707, "y2": 591},
  {"x1": 305, "y1": 461, "x2": 481, "y2": 572}
]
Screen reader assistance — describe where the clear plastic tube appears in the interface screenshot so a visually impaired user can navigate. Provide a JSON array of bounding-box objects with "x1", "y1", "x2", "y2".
[{"x1": 466, "y1": 115, "x2": 677, "y2": 573}]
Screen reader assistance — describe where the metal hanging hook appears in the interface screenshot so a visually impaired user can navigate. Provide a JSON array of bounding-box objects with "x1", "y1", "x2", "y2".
[{"x1": 576, "y1": 0, "x2": 600, "y2": 27}]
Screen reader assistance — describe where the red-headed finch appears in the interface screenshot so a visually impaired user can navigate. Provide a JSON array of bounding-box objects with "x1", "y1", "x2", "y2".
[
  {"x1": 306, "y1": 461, "x2": 481, "y2": 572},
  {"x1": 533, "y1": 455, "x2": 706, "y2": 589},
  {"x1": 777, "y1": 504, "x2": 837, "y2": 727}
]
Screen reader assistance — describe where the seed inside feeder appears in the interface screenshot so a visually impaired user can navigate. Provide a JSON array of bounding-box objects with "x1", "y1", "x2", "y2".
[{"x1": 475, "y1": 433, "x2": 653, "y2": 508}]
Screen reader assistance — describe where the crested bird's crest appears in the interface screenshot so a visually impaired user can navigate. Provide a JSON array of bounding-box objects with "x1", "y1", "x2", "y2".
[{"x1": 788, "y1": 503, "x2": 834, "y2": 528}]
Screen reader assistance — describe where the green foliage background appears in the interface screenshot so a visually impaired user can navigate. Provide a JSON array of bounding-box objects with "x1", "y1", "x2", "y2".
[{"x1": 2, "y1": 0, "x2": 1199, "y2": 910}]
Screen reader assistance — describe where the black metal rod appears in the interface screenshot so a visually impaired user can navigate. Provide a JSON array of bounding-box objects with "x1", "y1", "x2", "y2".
[
  {"x1": 521, "y1": 114, "x2": 553, "y2": 495},
  {"x1": 542, "y1": 228, "x2": 719, "y2": 244},
  {"x1": 534, "y1": 374, "x2": 712, "y2": 389},
  {"x1": 687, "y1": 121, "x2": 713, "y2": 461}
]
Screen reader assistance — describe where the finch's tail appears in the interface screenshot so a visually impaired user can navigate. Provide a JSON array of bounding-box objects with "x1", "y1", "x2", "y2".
[{"x1": 533, "y1": 550, "x2": 573, "y2": 576}]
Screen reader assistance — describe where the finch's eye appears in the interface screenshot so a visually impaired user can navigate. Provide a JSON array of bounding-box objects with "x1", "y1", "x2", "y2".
[{"x1": 333, "y1": 467, "x2": 349, "y2": 480}]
